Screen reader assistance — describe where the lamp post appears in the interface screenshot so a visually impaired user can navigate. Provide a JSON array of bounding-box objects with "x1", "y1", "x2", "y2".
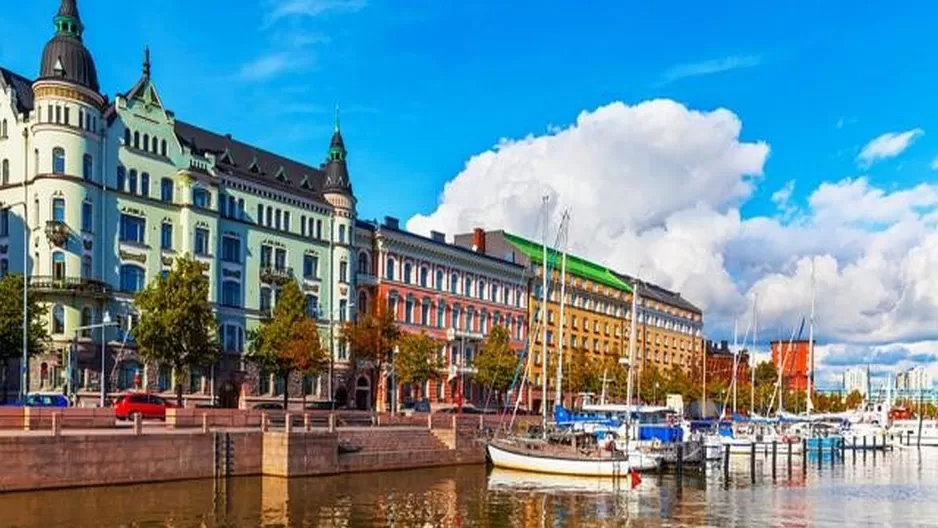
[
  {"x1": 70, "y1": 310, "x2": 116, "y2": 407},
  {"x1": 2, "y1": 201, "x2": 28, "y2": 403}
]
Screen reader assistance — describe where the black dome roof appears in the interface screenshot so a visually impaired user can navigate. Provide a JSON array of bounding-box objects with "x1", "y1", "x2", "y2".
[{"x1": 39, "y1": 35, "x2": 99, "y2": 92}]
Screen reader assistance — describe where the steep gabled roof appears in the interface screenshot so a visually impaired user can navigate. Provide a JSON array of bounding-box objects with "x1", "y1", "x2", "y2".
[
  {"x1": 502, "y1": 232, "x2": 631, "y2": 293},
  {"x1": 0, "y1": 68, "x2": 35, "y2": 113}
]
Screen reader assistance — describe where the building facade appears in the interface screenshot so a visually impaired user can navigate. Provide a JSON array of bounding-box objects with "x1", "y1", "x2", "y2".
[
  {"x1": 356, "y1": 220, "x2": 528, "y2": 411},
  {"x1": 770, "y1": 340, "x2": 811, "y2": 393},
  {"x1": 454, "y1": 229, "x2": 703, "y2": 412},
  {"x1": 895, "y1": 366, "x2": 932, "y2": 392},
  {"x1": 704, "y1": 340, "x2": 750, "y2": 387},
  {"x1": 0, "y1": 1, "x2": 356, "y2": 406},
  {"x1": 842, "y1": 366, "x2": 869, "y2": 397}
]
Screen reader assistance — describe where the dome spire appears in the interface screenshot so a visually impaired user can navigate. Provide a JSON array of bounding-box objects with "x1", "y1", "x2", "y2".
[
  {"x1": 143, "y1": 45, "x2": 151, "y2": 78},
  {"x1": 54, "y1": 0, "x2": 84, "y2": 39},
  {"x1": 323, "y1": 105, "x2": 351, "y2": 195}
]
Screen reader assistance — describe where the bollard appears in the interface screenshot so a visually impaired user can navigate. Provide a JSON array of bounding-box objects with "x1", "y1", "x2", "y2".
[
  {"x1": 787, "y1": 441, "x2": 792, "y2": 479},
  {"x1": 452, "y1": 415, "x2": 458, "y2": 431},
  {"x1": 51, "y1": 413, "x2": 61, "y2": 437},
  {"x1": 723, "y1": 444, "x2": 731, "y2": 480},
  {"x1": 303, "y1": 413, "x2": 311, "y2": 432},
  {"x1": 750, "y1": 442, "x2": 756, "y2": 483},
  {"x1": 676, "y1": 443, "x2": 684, "y2": 478},
  {"x1": 427, "y1": 413, "x2": 433, "y2": 431},
  {"x1": 261, "y1": 413, "x2": 269, "y2": 433},
  {"x1": 479, "y1": 414, "x2": 484, "y2": 431},
  {"x1": 772, "y1": 441, "x2": 777, "y2": 481},
  {"x1": 328, "y1": 413, "x2": 336, "y2": 433},
  {"x1": 802, "y1": 439, "x2": 807, "y2": 474},
  {"x1": 817, "y1": 440, "x2": 822, "y2": 470},
  {"x1": 285, "y1": 414, "x2": 293, "y2": 434},
  {"x1": 853, "y1": 436, "x2": 857, "y2": 463},
  {"x1": 202, "y1": 413, "x2": 209, "y2": 434},
  {"x1": 133, "y1": 412, "x2": 143, "y2": 436}
]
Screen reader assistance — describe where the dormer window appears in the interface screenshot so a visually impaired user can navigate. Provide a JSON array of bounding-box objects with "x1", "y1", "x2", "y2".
[
  {"x1": 275, "y1": 166, "x2": 287, "y2": 183},
  {"x1": 220, "y1": 149, "x2": 234, "y2": 165},
  {"x1": 248, "y1": 156, "x2": 260, "y2": 174},
  {"x1": 300, "y1": 175, "x2": 311, "y2": 190}
]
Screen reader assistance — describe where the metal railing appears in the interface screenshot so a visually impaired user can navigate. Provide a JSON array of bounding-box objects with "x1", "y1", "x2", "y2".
[
  {"x1": 259, "y1": 266, "x2": 293, "y2": 285},
  {"x1": 28, "y1": 276, "x2": 110, "y2": 297}
]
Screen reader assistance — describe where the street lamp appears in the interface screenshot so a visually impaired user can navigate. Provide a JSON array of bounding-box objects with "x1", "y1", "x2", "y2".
[
  {"x1": 2, "y1": 201, "x2": 29, "y2": 403},
  {"x1": 69, "y1": 310, "x2": 116, "y2": 406}
]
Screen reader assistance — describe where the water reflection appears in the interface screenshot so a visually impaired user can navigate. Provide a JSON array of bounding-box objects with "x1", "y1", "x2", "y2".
[{"x1": 0, "y1": 449, "x2": 937, "y2": 527}]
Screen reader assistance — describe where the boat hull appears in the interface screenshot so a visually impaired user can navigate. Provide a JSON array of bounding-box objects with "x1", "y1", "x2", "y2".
[{"x1": 487, "y1": 441, "x2": 659, "y2": 476}]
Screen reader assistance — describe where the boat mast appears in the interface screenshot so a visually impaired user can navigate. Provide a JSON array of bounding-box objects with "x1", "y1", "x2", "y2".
[
  {"x1": 732, "y1": 317, "x2": 738, "y2": 416},
  {"x1": 540, "y1": 195, "x2": 549, "y2": 438},
  {"x1": 807, "y1": 261, "x2": 816, "y2": 415},
  {"x1": 625, "y1": 278, "x2": 639, "y2": 425},
  {"x1": 752, "y1": 294, "x2": 758, "y2": 415},
  {"x1": 554, "y1": 212, "x2": 569, "y2": 408}
]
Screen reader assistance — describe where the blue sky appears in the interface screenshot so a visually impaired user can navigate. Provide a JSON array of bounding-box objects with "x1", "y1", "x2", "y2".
[
  {"x1": 3, "y1": 0, "x2": 936, "y2": 222},
  {"x1": 5, "y1": 1, "x2": 938, "y2": 386}
]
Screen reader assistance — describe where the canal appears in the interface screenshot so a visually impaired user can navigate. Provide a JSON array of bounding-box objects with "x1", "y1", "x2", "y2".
[{"x1": 1, "y1": 447, "x2": 936, "y2": 526}]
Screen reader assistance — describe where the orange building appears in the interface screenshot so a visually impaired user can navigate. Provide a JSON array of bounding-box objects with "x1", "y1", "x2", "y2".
[
  {"x1": 705, "y1": 340, "x2": 749, "y2": 386},
  {"x1": 771, "y1": 340, "x2": 812, "y2": 392}
]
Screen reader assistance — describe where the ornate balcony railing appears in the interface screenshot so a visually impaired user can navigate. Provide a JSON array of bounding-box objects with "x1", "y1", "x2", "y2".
[
  {"x1": 28, "y1": 276, "x2": 111, "y2": 298},
  {"x1": 259, "y1": 266, "x2": 293, "y2": 285},
  {"x1": 44, "y1": 220, "x2": 69, "y2": 247}
]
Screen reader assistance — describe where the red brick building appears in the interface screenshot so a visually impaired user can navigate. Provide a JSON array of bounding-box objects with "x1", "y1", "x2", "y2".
[
  {"x1": 355, "y1": 218, "x2": 528, "y2": 411},
  {"x1": 705, "y1": 340, "x2": 749, "y2": 386},
  {"x1": 771, "y1": 339, "x2": 811, "y2": 392}
]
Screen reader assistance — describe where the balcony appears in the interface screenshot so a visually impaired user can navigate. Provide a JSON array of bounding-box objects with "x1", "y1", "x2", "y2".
[
  {"x1": 259, "y1": 266, "x2": 293, "y2": 285},
  {"x1": 356, "y1": 272, "x2": 377, "y2": 286},
  {"x1": 44, "y1": 220, "x2": 69, "y2": 247},
  {"x1": 29, "y1": 276, "x2": 110, "y2": 299}
]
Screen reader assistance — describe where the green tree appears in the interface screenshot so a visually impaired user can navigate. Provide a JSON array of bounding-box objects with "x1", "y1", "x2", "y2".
[
  {"x1": 474, "y1": 325, "x2": 518, "y2": 407},
  {"x1": 754, "y1": 361, "x2": 778, "y2": 386},
  {"x1": 133, "y1": 255, "x2": 219, "y2": 406},
  {"x1": 248, "y1": 280, "x2": 328, "y2": 409},
  {"x1": 567, "y1": 348, "x2": 602, "y2": 396},
  {"x1": 340, "y1": 294, "x2": 400, "y2": 410},
  {"x1": 0, "y1": 274, "x2": 49, "y2": 401},
  {"x1": 845, "y1": 389, "x2": 864, "y2": 410},
  {"x1": 393, "y1": 331, "x2": 442, "y2": 401}
]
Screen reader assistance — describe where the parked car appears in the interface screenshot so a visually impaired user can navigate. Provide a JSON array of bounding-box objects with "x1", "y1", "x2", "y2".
[
  {"x1": 400, "y1": 399, "x2": 431, "y2": 413},
  {"x1": 114, "y1": 392, "x2": 176, "y2": 420},
  {"x1": 23, "y1": 393, "x2": 70, "y2": 408},
  {"x1": 253, "y1": 402, "x2": 284, "y2": 411},
  {"x1": 305, "y1": 400, "x2": 336, "y2": 410}
]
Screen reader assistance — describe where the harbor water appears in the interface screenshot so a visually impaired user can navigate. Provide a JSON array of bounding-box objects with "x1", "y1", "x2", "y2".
[{"x1": 0, "y1": 447, "x2": 936, "y2": 527}]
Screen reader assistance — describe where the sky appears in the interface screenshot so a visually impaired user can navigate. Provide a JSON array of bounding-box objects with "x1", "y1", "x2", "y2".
[{"x1": 4, "y1": 0, "x2": 938, "y2": 389}]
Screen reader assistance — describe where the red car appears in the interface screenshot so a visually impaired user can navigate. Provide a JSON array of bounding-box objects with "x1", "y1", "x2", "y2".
[{"x1": 114, "y1": 392, "x2": 176, "y2": 420}]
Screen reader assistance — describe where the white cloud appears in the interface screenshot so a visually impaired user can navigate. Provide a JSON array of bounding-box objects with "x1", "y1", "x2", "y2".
[
  {"x1": 264, "y1": 0, "x2": 367, "y2": 26},
  {"x1": 407, "y1": 99, "x2": 938, "y2": 383},
  {"x1": 770, "y1": 179, "x2": 797, "y2": 220},
  {"x1": 238, "y1": 52, "x2": 312, "y2": 81},
  {"x1": 856, "y1": 128, "x2": 924, "y2": 167},
  {"x1": 661, "y1": 55, "x2": 762, "y2": 84},
  {"x1": 930, "y1": 156, "x2": 938, "y2": 171}
]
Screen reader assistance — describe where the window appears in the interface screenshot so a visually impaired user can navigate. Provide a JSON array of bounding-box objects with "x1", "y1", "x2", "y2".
[
  {"x1": 0, "y1": 119, "x2": 6, "y2": 138},
  {"x1": 221, "y1": 236, "x2": 240, "y2": 263},
  {"x1": 405, "y1": 299, "x2": 414, "y2": 324},
  {"x1": 339, "y1": 261, "x2": 348, "y2": 283},
  {"x1": 120, "y1": 265, "x2": 146, "y2": 292},
  {"x1": 140, "y1": 172, "x2": 149, "y2": 197},
  {"x1": 82, "y1": 154, "x2": 92, "y2": 181},
  {"x1": 119, "y1": 214, "x2": 145, "y2": 244},
  {"x1": 160, "y1": 223, "x2": 173, "y2": 250},
  {"x1": 117, "y1": 167, "x2": 125, "y2": 191},
  {"x1": 124, "y1": 129, "x2": 132, "y2": 146},
  {"x1": 0, "y1": 209, "x2": 7, "y2": 236},
  {"x1": 52, "y1": 252, "x2": 65, "y2": 280},
  {"x1": 194, "y1": 228, "x2": 209, "y2": 256},
  {"x1": 143, "y1": 134, "x2": 149, "y2": 152},
  {"x1": 436, "y1": 270, "x2": 443, "y2": 290},
  {"x1": 303, "y1": 254, "x2": 319, "y2": 279},
  {"x1": 260, "y1": 245, "x2": 272, "y2": 268},
  {"x1": 403, "y1": 263, "x2": 412, "y2": 284},
  {"x1": 80, "y1": 307, "x2": 92, "y2": 338},
  {"x1": 81, "y1": 255, "x2": 91, "y2": 279},
  {"x1": 64, "y1": 107, "x2": 70, "y2": 125},
  {"x1": 386, "y1": 258, "x2": 395, "y2": 280},
  {"x1": 452, "y1": 307, "x2": 460, "y2": 329},
  {"x1": 450, "y1": 274, "x2": 457, "y2": 294},
  {"x1": 223, "y1": 324, "x2": 244, "y2": 353},
  {"x1": 300, "y1": 216, "x2": 307, "y2": 236},
  {"x1": 275, "y1": 209, "x2": 281, "y2": 230},
  {"x1": 221, "y1": 280, "x2": 241, "y2": 307},
  {"x1": 339, "y1": 299, "x2": 348, "y2": 322},
  {"x1": 160, "y1": 178, "x2": 173, "y2": 201},
  {"x1": 436, "y1": 305, "x2": 444, "y2": 328},
  {"x1": 338, "y1": 224, "x2": 346, "y2": 243},
  {"x1": 358, "y1": 252, "x2": 369, "y2": 274},
  {"x1": 1, "y1": 159, "x2": 7, "y2": 185},
  {"x1": 257, "y1": 204, "x2": 264, "y2": 225},
  {"x1": 420, "y1": 267, "x2": 428, "y2": 288},
  {"x1": 52, "y1": 305, "x2": 65, "y2": 334},
  {"x1": 464, "y1": 278, "x2": 471, "y2": 296},
  {"x1": 479, "y1": 281, "x2": 486, "y2": 300},
  {"x1": 274, "y1": 248, "x2": 286, "y2": 270},
  {"x1": 128, "y1": 169, "x2": 137, "y2": 194},
  {"x1": 0, "y1": 259, "x2": 7, "y2": 277},
  {"x1": 52, "y1": 198, "x2": 65, "y2": 222},
  {"x1": 283, "y1": 211, "x2": 290, "y2": 232},
  {"x1": 305, "y1": 295, "x2": 319, "y2": 319},
  {"x1": 265, "y1": 207, "x2": 272, "y2": 226},
  {"x1": 358, "y1": 291, "x2": 368, "y2": 315},
  {"x1": 52, "y1": 148, "x2": 65, "y2": 174},
  {"x1": 81, "y1": 201, "x2": 92, "y2": 232},
  {"x1": 315, "y1": 219, "x2": 323, "y2": 239},
  {"x1": 192, "y1": 188, "x2": 210, "y2": 208},
  {"x1": 421, "y1": 303, "x2": 430, "y2": 325},
  {"x1": 260, "y1": 287, "x2": 272, "y2": 314}
]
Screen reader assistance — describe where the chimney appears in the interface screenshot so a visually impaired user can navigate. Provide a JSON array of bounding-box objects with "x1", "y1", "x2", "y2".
[
  {"x1": 472, "y1": 228, "x2": 486, "y2": 253},
  {"x1": 430, "y1": 231, "x2": 446, "y2": 243},
  {"x1": 721, "y1": 340, "x2": 729, "y2": 351},
  {"x1": 384, "y1": 216, "x2": 400, "y2": 229}
]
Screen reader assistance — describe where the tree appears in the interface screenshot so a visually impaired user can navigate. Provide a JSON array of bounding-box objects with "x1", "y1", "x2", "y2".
[
  {"x1": 340, "y1": 294, "x2": 400, "y2": 410},
  {"x1": 0, "y1": 274, "x2": 49, "y2": 402},
  {"x1": 845, "y1": 389, "x2": 864, "y2": 410},
  {"x1": 567, "y1": 348, "x2": 602, "y2": 396},
  {"x1": 474, "y1": 325, "x2": 518, "y2": 407},
  {"x1": 248, "y1": 280, "x2": 328, "y2": 409},
  {"x1": 133, "y1": 255, "x2": 219, "y2": 406},
  {"x1": 393, "y1": 331, "x2": 442, "y2": 401}
]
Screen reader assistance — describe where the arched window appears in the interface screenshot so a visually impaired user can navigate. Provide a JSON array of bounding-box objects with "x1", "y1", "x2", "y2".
[
  {"x1": 358, "y1": 291, "x2": 368, "y2": 315},
  {"x1": 386, "y1": 258, "x2": 395, "y2": 280},
  {"x1": 124, "y1": 128, "x2": 131, "y2": 146},
  {"x1": 419, "y1": 267, "x2": 428, "y2": 287},
  {"x1": 305, "y1": 294, "x2": 319, "y2": 319},
  {"x1": 260, "y1": 286, "x2": 273, "y2": 314},
  {"x1": 357, "y1": 251, "x2": 369, "y2": 274},
  {"x1": 133, "y1": 131, "x2": 140, "y2": 149},
  {"x1": 160, "y1": 177, "x2": 173, "y2": 201},
  {"x1": 52, "y1": 147, "x2": 65, "y2": 174},
  {"x1": 403, "y1": 263, "x2": 412, "y2": 284},
  {"x1": 1, "y1": 159, "x2": 8, "y2": 185},
  {"x1": 435, "y1": 270, "x2": 443, "y2": 290},
  {"x1": 52, "y1": 198, "x2": 65, "y2": 222},
  {"x1": 160, "y1": 139, "x2": 167, "y2": 157},
  {"x1": 143, "y1": 134, "x2": 149, "y2": 152},
  {"x1": 221, "y1": 280, "x2": 241, "y2": 308},
  {"x1": 478, "y1": 280, "x2": 486, "y2": 300},
  {"x1": 52, "y1": 305, "x2": 65, "y2": 334},
  {"x1": 464, "y1": 277, "x2": 471, "y2": 296},
  {"x1": 52, "y1": 251, "x2": 66, "y2": 280},
  {"x1": 80, "y1": 307, "x2": 92, "y2": 338},
  {"x1": 117, "y1": 167, "x2": 125, "y2": 191},
  {"x1": 81, "y1": 255, "x2": 92, "y2": 279},
  {"x1": 140, "y1": 172, "x2": 149, "y2": 197},
  {"x1": 119, "y1": 265, "x2": 145, "y2": 292},
  {"x1": 128, "y1": 169, "x2": 138, "y2": 194},
  {"x1": 339, "y1": 261, "x2": 348, "y2": 283},
  {"x1": 1, "y1": 118, "x2": 7, "y2": 138},
  {"x1": 82, "y1": 154, "x2": 92, "y2": 181},
  {"x1": 450, "y1": 273, "x2": 458, "y2": 294},
  {"x1": 192, "y1": 187, "x2": 211, "y2": 208}
]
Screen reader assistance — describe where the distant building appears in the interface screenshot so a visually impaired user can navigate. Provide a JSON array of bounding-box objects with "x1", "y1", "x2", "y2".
[
  {"x1": 842, "y1": 367, "x2": 869, "y2": 397},
  {"x1": 770, "y1": 340, "x2": 813, "y2": 393},
  {"x1": 705, "y1": 340, "x2": 749, "y2": 385},
  {"x1": 895, "y1": 366, "x2": 933, "y2": 392}
]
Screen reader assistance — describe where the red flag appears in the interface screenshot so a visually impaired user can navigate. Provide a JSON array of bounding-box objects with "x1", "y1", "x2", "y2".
[{"x1": 630, "y1": 468, "x2": 642, "y2": 489}]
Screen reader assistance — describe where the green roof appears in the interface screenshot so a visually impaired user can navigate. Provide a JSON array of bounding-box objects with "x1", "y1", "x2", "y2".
[{"x1": 503, "y1": 232, "x2": 632, "y2": 293}]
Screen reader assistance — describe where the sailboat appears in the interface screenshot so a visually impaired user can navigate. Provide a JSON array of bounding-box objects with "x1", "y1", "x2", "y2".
[{"x1": 487, "y1": 202, "x2": 660, "y2": 476}]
